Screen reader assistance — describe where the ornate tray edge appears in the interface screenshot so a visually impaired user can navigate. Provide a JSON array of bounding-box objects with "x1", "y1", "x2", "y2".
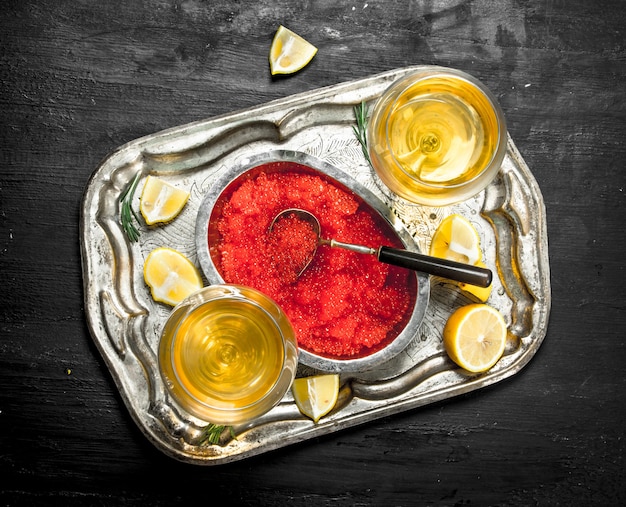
[{"x1": 80, "y1": 67, "x2": 551, "y2": 465}]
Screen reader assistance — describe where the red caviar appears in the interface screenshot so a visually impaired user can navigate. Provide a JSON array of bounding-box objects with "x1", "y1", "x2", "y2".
[
  {"x1": 213, "y1": 164, "x2": 416, "y2": 359},
  {"x1": 268, "y1": 211, "x2": 319, "y2": 283}
]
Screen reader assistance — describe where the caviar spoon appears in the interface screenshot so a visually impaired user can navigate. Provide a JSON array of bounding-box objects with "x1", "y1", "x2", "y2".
[{"x1": 269, "y1": 208, "x2": 492, "y2": 288}]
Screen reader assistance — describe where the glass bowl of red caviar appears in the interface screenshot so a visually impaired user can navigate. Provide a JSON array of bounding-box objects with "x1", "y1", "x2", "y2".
[{"x1": 195, "y1": 151, "x2": 429, "y2": 373}]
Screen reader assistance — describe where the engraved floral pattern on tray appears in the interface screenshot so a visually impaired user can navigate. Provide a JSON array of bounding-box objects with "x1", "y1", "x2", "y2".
[{"x1": 80, "y1": 67, "x2": 551, "y2": 464}]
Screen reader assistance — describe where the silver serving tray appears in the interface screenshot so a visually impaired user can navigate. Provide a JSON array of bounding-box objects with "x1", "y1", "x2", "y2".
[{"x1": 80, "y1": 66, "x2": 551, "y2": 465}]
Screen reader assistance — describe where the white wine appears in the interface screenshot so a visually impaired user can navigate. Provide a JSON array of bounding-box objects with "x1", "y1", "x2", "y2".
[
  {"x1": 159, "y1": 286, "x2": 297, "y2": 425},
  {"x1": 389, "y1": 92, "x2": 487, "y2": 183},
  {"x1": 369, "y1": 69, "x2": 506, "y2": 206}
]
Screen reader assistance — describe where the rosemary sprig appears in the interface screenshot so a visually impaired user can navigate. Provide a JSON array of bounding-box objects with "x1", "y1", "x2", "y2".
[
  {"x1": 198, "y1": 423, "x2": 236, "y2": 446},
  {"x1": 352, "y1": 100, "x2": 373, "y2": 168},
  {"x1": 119, "y1": 171, "x2": 142, "y2": 242}
]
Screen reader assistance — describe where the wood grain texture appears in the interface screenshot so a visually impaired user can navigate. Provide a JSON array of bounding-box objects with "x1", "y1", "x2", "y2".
[{"x1": 1, "y1": 0, "x2": 625, "y2": 505}]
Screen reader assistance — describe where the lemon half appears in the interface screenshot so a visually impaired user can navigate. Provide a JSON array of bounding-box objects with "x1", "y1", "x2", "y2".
[
  {"x1": 140, "y1": 175, "x2": 190, "y2": 225},
  {"x1": 143, "y1": 247, "x2": 203, "y2": 306},
  {"x1": 292, "y1": 374, "x2": 339, "y2": 423},
  {"x1": 269, "y1": 25, "x2": 317, "y2": 75},
  {"x1": 443, "y1": 304, "x2": 507, "y2": 373}
]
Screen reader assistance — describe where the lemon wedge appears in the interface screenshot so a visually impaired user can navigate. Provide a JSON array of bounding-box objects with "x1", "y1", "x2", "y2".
[
  {"x1": 269, "y1": 25, "x2": 317, "y2": 75},
  {"x1": 430, "y1": 214, "x2": 492, "y2": 301},
  {"x1": 292, "y1": 374, "x2": 339, "y2": 423},
  {"x1": 443, "y1": 304, "x2": 507, "y2": 373},
  {"x1": 459, "y1": 260, "x2": 493, "y2": 302},
  {"x1": 140, "y1": 175, "x2": 190, "y2": 225},
  {"x1": 143, "y1": 247, "x2": 203, "y2": 306},
  {"x1": 429, "y1": 214, "x2": 482, "y2": 265}
]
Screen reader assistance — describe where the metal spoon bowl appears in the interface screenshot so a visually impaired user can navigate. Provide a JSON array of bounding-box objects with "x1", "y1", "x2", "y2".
[{"x1": 269, "y1": 208, "x2": 492, "y2": 288}]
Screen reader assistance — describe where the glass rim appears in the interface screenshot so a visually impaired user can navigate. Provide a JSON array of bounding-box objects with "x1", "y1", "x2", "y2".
[
  {"x1": 381, "y1": 69, "x2": 507, "y2": 192},
  {"x1": 160, "y1": 284, "x2": 297, "y2": 420}
]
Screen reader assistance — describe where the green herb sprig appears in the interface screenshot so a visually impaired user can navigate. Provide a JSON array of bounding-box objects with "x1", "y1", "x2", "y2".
[
  {"x1": 199, "y1": 423, "x2": 236, "y2": 446},
  {"x1": 119, "y1": 171, "x2": 142, "y2": 242},
  {"x1": 353, "y1": 100, "x2": 373, "y2": 168}
]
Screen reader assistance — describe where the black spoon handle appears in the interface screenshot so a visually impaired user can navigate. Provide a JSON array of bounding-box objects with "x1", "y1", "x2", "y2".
[{"x1": 378, "y1": 246, "x2": 493, "y2": 288}]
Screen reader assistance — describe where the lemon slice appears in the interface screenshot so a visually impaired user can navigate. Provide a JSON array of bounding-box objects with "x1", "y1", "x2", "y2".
[
  {"x1": 143, "y1": 247, "x2": 203, "y2": 306},
  {"x1": 429, "y1": 214, "x2": 482, "y2": 265},
  {"x1": 292, "y1": 374, "x2": 339, "y2": 423},
  {"x1": 443, "y1": 304, "x2": 507, "y2": 373},
  {"x1": 140, "y1": 175, "x2": 190, "y2": 225},
  {"x1": 459, "y1": 260, "x2": 493, "y2": 302},
  {"x1": 269, "y1": 25, "x2": 317, "y2": 75}
]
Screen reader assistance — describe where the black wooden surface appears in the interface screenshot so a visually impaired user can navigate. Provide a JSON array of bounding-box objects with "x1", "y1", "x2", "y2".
[{"x1": 2, "y1": 1, "x2": 625, "y2": 505}]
